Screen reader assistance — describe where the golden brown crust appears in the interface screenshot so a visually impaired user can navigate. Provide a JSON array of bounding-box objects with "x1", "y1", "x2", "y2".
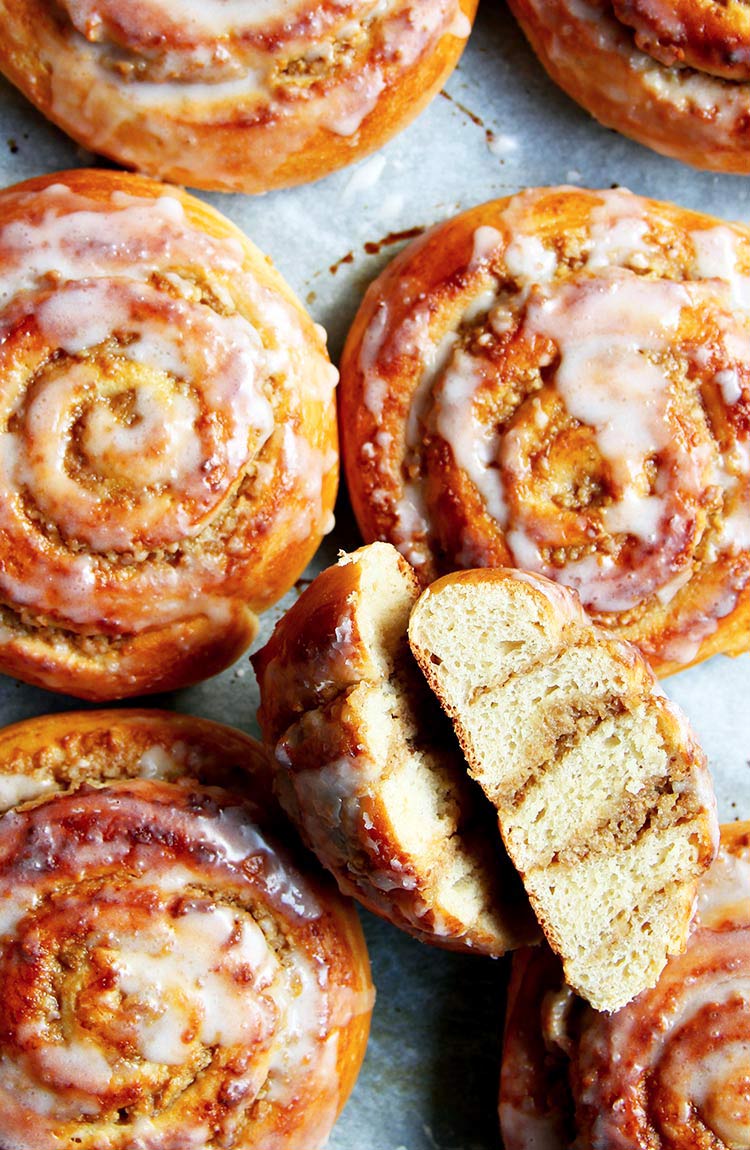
[
  {"x1": 612, "y1": 0, "x2": 750, "y2": 79},
  {"x1": 0, "y1": 168, "x2": 338, "y2": 700},
  {"x1": 500, "y1": 820, "x2": 750, "y2": 1150},
  {"x1": 0, "y1": 707, "x2": 275, "y2": 805},
  {"x1": 340, "y1": 186, "x2": 750, "y2": 676},
  {"x1": 252, "y1": 543, "x2": 538, "y2": 954},
  {"x1": 509, "y1": 0, "x2": 750, "y2": 172},
  {"x1": 0, "y1": 708, "x2": 373, "y2": 1150},
  {"x1": 0, "y1": 0, "x2": 476, "y2": 193}
]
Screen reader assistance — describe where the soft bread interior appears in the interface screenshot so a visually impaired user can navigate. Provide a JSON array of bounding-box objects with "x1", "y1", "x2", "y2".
[
  {"x1": 262, "y1": 544, "x2": 536, "y2": 952},
  {"x1": 409, "y1": 570, "x2": 717, "y2": 1011},
  {"x1": 343, "y1": 545, "x2": 418, "y2": 679},
  {"x1": 361, "y1": 676, "x2": 528, "y2": 942}
]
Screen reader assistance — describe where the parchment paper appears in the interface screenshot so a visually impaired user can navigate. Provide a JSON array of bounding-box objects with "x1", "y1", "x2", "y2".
[{"x1": 0, "y1": 5, "x2": 748, "y2": 1147}]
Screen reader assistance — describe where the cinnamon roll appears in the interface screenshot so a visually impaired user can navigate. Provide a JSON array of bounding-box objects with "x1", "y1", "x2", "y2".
[
  {"x1": 500, "y1": 820, "x2": 750, "y2": 1150},
  {"x1": 0, "y1": 169, "x2": 338, "y2": 700},
  {"x1": 508, "y1": 0, "x2": 750, "y2": 172},
  {"x1": 408, "y1": 566, "x2": 718, "y2": 1011},
  {"x1": 252, "y1": 542, "x2": 537, "y2": 955},
  {"x1": 339, "y1": 186, "x2": 750, "y2": 675},
  {"x1": 0, "y1": 709, "x2": 373, "y2": 1150},
  {"x1": 0, "y1": 0, "x2": 476, "y2": 193}
]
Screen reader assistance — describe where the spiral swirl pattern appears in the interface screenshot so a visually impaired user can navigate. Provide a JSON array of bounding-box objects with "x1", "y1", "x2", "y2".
[
  {"x1": 340, "y1": 186, "x2": 750, "y2": 674},
  {"x1": 0, "y1": 0, "x2": 475, "y2": 191},
  {"x1": 508, "y1": 0, "x2": 750, "y2": 172},
  {"x1": 0, "y1": 711, "x2": 373, "y2": 1150},
  {"x1": 0, "y1": 170, "x2": 338, "y2": 699},
  {"x1": 500, "y1": 822, "x2": 750, "y2": 1150}
]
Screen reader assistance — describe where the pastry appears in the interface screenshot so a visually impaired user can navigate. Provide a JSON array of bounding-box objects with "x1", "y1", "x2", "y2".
[
  {"x1": 339, "y1": 186, "x2": 750, "y2": 675},
  {"x1": 408, "y1": 566, "x2": 718, "y2": 1011},
  {"x1": 0, "y1": 709, "x2": 373, "y2": 1150},
  {"x1": 252, "y1": 541, "x2": 538, "y2": 954},
  {"x1": 0, "y1": 0, "x2": 476, "y2": 193},
  {"x1": 0, "y1": 168, "x2": 338, "y2": 700},
  {"x1": 500, "y1": 820, "x2": 750, "y2": 1149},
  {"x1": 507, "y1": 0, "x2": 750, "y2": 173}
]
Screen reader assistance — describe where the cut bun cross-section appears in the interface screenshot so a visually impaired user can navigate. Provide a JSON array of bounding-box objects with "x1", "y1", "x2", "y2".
[
  {"x1": 252, "y1": 542, "x2": 537, "y2": 954},
  {"x1": 408, "y1": 567, "x2": 719, "y2": 1012}
]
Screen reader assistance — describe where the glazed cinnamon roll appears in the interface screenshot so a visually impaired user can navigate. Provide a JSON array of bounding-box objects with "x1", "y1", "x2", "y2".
[
  {"x1": 0, "y1": 169, "x2": 338, "y2": 700},
  {"x1": 0, "y1": 709, "x2": 373, "y2": 1150},
  {"x1": 508, "y1": 0, "x2": 750, "y2": 172},
  {"x1": 500, "y1": 820, "x2": 750, "y2": 1150},
  {"x1": 339, "y1": 186, "x2": 750, "y2": 675},
  {"x1": 0, "y1": 0, "x2": 476, "y2": 193},
  {"x1": 252, "y1": 542, "x2": 537, "y2": 956}
]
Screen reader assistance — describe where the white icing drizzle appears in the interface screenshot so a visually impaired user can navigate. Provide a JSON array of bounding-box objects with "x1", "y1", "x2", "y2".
[
  {"x1": 137, "y1": 745, "x2": 184, "y2": 780},
  {"x1": 0, "y1": 772, "x2": 56, "y2": 812},
  {"x1": 319, "y1": 69, "x2": 386, "y2": 136},
  {"x1": 0, "y1": 181, "x2": 334, "y2": 636},
  {"x1": 692, "y1": 226, "x2": 750, "y2": 310},
  {"x1": 469, "y1": 225, "x2": 503, "y2": 269},
  {"x1": 584, "y1": 188, "x2": 653, "y2": 269},
  {"x1": 63, "y1": 0, "x2": 316, "y2": 39},
  {"x1": 360, "y1": 300, "x2": 391, "y2": 420},
  {"x1": 114, "y1": 904, "x2": 279, "y2": 1061},
  {"x1": 504, "y1": 233, "x2": 558, "y2": 283},
  {"x1": 524, "y1": 273, "x2": 686, "y2": 504},
  {"x1": 433, "y1": 348, "x2": 507, "y2": 525}
]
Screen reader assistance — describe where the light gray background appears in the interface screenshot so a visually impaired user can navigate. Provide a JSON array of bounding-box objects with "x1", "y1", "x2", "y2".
[{"x1": 0, "y1": 4, "x2": 749, "y2": 1147}]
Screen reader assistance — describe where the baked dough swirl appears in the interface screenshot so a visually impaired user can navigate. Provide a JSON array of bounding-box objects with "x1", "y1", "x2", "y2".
[
  {"x1": 508, "y1": 0, "x2": 750, "y2": 172},
  {"x1": 0, "y1": 169, "x2": 338, "y2": 700},
  {"x1": 0, "y1": 709, "x2": 373, "y2": 1150},
  {"x1": 0, "y1": 0, "x2": 476, "y2": 192},
  {"x1": 339, "y1": 186, "x2": 750, "y2": 675},
  {"x1": 499, "y1": 820, "x2": 750, "y2": 1150}
]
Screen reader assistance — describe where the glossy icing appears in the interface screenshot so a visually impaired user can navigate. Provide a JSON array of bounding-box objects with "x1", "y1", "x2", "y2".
[
  {"x1": 0, "y1": 180, "x2": 335, "y2": 637},
  {"x1": 0, "y1": 777, "x2": 370, "y2": 1149},
  {"x1": 352, "y1": 187, "x2": 750, "y2": 665}
]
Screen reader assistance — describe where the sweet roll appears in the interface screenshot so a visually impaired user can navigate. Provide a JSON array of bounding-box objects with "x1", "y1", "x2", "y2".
[
  {"x1": 0, "y1": 0, "x2": 477, "y2": 192},
  {"x1": 0, "y1": 709, "x2": 373, "y2": 1150},
  {"x1": 339, "y1": 186, "x2": 750, "y2": 675},
  {"x1": 408, "y1": 566, "x2": 718, "y2": 1011},
  {"x1": 252, "y1": 542, "x2": 538, "y2": 954},
  {"x1": 508, "y1": 0, "x2": 750, "y2": 173},
  {"x1": 0, "y1": 169, "x2": 338, "y2": 699}
]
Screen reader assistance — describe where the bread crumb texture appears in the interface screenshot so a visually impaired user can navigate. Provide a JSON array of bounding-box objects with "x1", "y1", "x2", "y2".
[{"x1": 409, "y1": 567, "x2": 719, "y2": 1011}]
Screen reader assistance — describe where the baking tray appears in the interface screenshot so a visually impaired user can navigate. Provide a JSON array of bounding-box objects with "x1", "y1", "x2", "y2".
[{"x1": 0, "y1": 4, "x2": 749, "y2": 1147}]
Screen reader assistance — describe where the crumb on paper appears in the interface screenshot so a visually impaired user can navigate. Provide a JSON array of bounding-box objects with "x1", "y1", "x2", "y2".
[
  {"x1": 343, "y1": 154, "x2": 387, "y2": 198},
  {"x1": 487, "y1": 131, "x2": 519, "y2": 156}
]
